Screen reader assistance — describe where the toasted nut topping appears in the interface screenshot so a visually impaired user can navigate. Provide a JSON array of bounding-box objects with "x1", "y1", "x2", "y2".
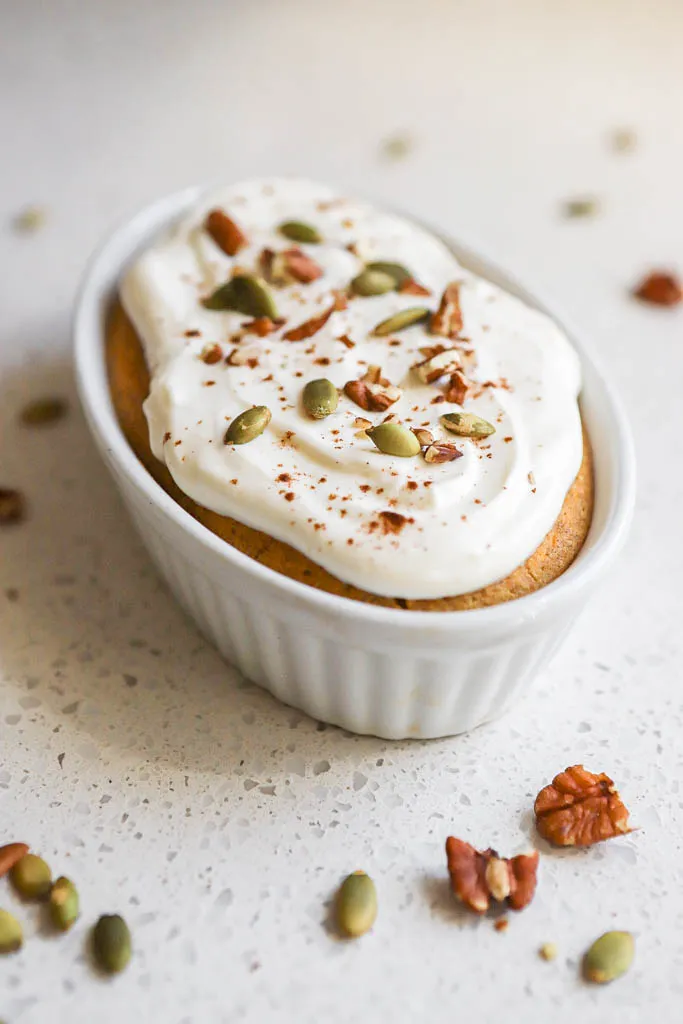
[
  {"x1": 372, "y1": 306, "x2": 430, "y2": 336},
  {"x1": 412, "y1": 346, "x2": 462, "y2": 383},
  {"x1": 444, "y1": 369, "x2": 471, "y2": 405},
  {"x1": 584, "y1": 931, "x2": 634, "y2": 984},
  {"x1": 283, "y1": 292, "x2": 347, "y2": 341},
  {"x1": 350, "y1": 268, "x2": 396, "y2": 297},
  {"x1": 270, "y1": 247, "x2": 323, "y2": 285},
  {"x1": 430, "y1": 281, "x2": 464, "y2": 338},
  {"x1": 224, "y1": 406, "x2": 272, "y2": 445},
  {"x1": 353, "y1": 417, "x2": 373, "y2": 430},
  {"x1": 423, "y1": 441, "x2": 463, "y2": 464},
  {"x1": 278, "y1": 220, "x2": 322, "y2": 244},
  {"x1": 367, "y1": 423, "x2": 421, "y2": 457},
  {"x1": 344, "y1": 366, "x2": 402, "y2": 412},
  {"x1": 534, "y1": 765, "x2": 632, "y2": 847},
  {"x1": 0, "y1": 843, "x2": 30, "y2": 879},
  {"x1": 202, "y1": 274, "x2": 278, "y2": 319},
  {"x1": 336, "y1": 871, "x2": 377, "y2": 938},
  {"x1": 446, "y1": 838, "x2": 539, "y2": 914},
  {"x1": 411, "y1": 428, "x2": 434, "y2": 447},
  {"x1": 200, "y1": 344, "x2": 223, "y2": 364},
  {"x1": 399, "y1": 278, "x2": 431, "y2": 296},
  {"x1": 633, "y1": 270, "x2": 682, "y2": 307},
  {"x1": 93, "y1": 914, "x2": 132, "y2": 974},
  {"x1": 205, "y1": 208, "x2": 247, "y2": 256},
  {"x1": 302, "y1": 379, "x2": 339, "y2": 419},
  {"x1": 442, "y1": 412, "x2": 495, "y2": 437}
]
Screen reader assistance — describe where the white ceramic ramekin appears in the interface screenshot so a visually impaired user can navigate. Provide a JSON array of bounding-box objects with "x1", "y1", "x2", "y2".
[{"x1": 73, "y1": 186, "x2": 635, "y2": 739}]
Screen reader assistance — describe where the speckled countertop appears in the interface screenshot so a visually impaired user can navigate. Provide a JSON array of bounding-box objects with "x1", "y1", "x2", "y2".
[{"x1": 1, "y1": 2, "x2": 683, "y2": 1022}]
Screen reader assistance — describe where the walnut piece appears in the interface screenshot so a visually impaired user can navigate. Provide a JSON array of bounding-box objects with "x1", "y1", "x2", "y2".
[
  {"x1": 446, "y1": 837, "x2": 539, "y2": 914},
  {"x1": 205, "y1": 208, "x2": 247, "y2": 257},
  {"x1": 633, "y1": 271, "x2": 682, "y2": 307},
  {"x1": 534, "y1": 765, "x2": 632, "y2": 847},
  {"x1": 430, "y1": 281, "x2": 464, "y2": 338},
  {"x1": 344, "y1": 365, "x2": 402, "y2": 412}
]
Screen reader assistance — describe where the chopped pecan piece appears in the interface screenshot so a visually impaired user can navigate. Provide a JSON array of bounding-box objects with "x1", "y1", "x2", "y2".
[
  {"x1": 399, "y1": 278, "x2": 432, "y2": 297},
  {"x1": 344, "y1": 365, "x2": 402, "y2": 412},
  {"x1": 226, "y1": 346, "x2": 260, "y2": 367},
  {"x1": 241, "y1": 316, "x2": 283, "y2": 337},
  {"x1": 411, "y1": 428, "x2": 434, "y2": 447},
  {"x1": 0, "y1": 488, "x2": 25, "y2": 525},
  {"x1": 444, "y1": 369, "x2": 471, "y2": 405},
  {"x1": 200, "y1": 343, "x2": 223, "y2": 364},
  {"x1": 205, "y1": 208, "x2": 247, "y2": 257},
  {"x1": 283, "y1": 292, "x2": 347, "y2": 341},
  {"x1": 423, "y1": 441, "x2": 463, "y2": 464},
  {"x1": 534, "y1": 765, "x2": 632, "y2": 847},
  {"x1": 446, "y1": 838, "x2": 539, "y2": 914},
  {"x1": 430, "y1": 282, "x2": 464, "y2": 338},
  {"x1": 267, "y1": 247, "x2": 323, "y2": 285},
  {"x1": 633, "y1": 270, "x2": 682, "y2": 307},
  {"x1": 412, "y1": 345, "x2": 462, "y2": 383}
]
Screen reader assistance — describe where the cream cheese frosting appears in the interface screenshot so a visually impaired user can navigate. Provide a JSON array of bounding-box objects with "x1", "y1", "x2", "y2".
[{"x1": 121, "y1": 178, "x2": 583, "y2": 599}]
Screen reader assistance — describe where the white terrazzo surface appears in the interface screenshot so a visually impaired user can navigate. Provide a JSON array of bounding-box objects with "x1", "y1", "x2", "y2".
[{"x1": 1, "y1": 2, "x2": 682, "y2": 1021}]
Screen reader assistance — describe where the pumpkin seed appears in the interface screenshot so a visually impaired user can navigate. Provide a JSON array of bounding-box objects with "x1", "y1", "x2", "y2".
[
  {"x1": 583, "y1": 931, "x2": 634, "y2": 984},
  {"x1": 0, "y1": 842, "x2": 29, "y2": 879},
  {"x1": 302, "y1": 379, "x2": 339, "y2": 419},
  {"x1": 203, "y1": 274, "x2": 278, "y2": 319},
  {"x1": 278, "y1": 220, "x2": 321, "y2": 244},
  {"x1": 93, "y1": 914, "x2": 132, "y2": 974},
  {"x1": 367, "y1": 423, "x2": 421, "y2": 458},
  {"x1": 350, "y1": 269, "x2": 396, "y2": 297},
  {"x1": 372, "y1": 306, "x2": 430, "y2": 336},
  {"x1": 336, "y1": 871, "x2": 377, "y2": 938},
  {"x1": 19, "y1": 397, "x2": 68, "y2": 426},
  {"x1": 0, "y1": 909, "x2": 22, "y2": 955},
  {"x1": 49, "y1": 877, "x2": 79, "y2": 932},
  {"x1": 224, "y1": 405, "x2": 272, "y2": 445},
  {"x1": 10, "y1": 853, "x2": 52, "y2": 900},
  {"x1": 366, "y1": 261, "x2": 412, "y2": 287},
  {"x1": 441, "y1": 412, "x2": 496, "y2": 438}
]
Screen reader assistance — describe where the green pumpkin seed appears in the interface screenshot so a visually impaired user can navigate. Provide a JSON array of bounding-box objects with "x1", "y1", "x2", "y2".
[
  {"x1": 49, "y1": 877, "x2": 79, "y2": 932},
  {"x1": 365, "y1": 261, "x2": 412, "y2": 286},
  {"x1": 224, "y1": 405, "x2": 272, "y2": 445},
  {"x1": 441, "y1": 412, "x2": 496, "y2": 438},
  {"x1": 10, "y1": 853, "x2": 52, "y2": 900},
  {"x1": 350, "y1": 269, "x2": 396, "y2": 297},
  {"x1": 0, "y1": 909, "x2": 23, "y2": 955},
  {"x1": 19, "y1": 396, "x2": 68, "y2": 427},
  {"x1": 302, "y1": 379, "x2": 339, "y2": 419},
  {"x1": 583, "y1": 931, "x2": 634, "y2": 984},
  {"x1": 93, "y1": 914, "x2": 132, "y2": 974},
  {"x1": 203, "y1": 274, "x2": 278, "y2": 319},
  {"x1": 278, "y1": 220, "x2": 322, "y2": 244},
  {"x1": 372, "y1": 306, "x2": 430, "y2": 336},
  {"x1": 336, "y1": 871, "x2": 377, "y2": 938},
  {"x1": 367, "y1": 423, "x2": 421, "y2": 458}
]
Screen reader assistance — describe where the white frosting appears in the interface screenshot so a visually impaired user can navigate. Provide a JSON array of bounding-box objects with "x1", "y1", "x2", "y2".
[{"x1": 121, "y1": 178, "x2": 583, "y2": 599}]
